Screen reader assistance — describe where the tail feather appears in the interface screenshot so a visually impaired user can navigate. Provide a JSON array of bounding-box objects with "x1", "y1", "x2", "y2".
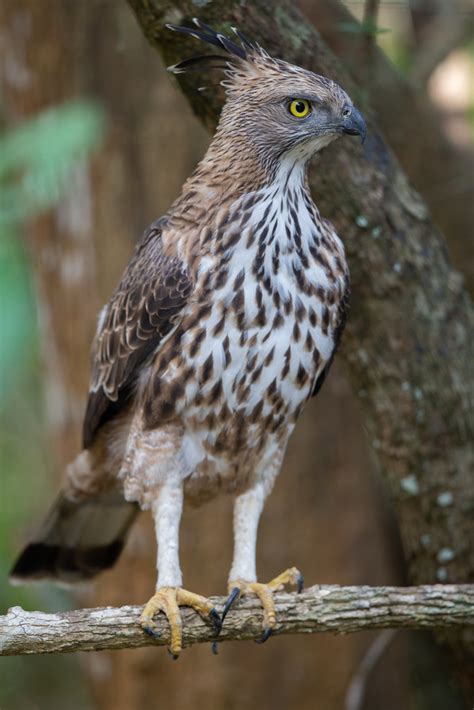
[{"x1": 10, "y1": 491, "x2": 139, "y2": 584}]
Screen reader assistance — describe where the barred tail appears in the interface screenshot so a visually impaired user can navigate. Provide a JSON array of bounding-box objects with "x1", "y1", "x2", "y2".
[{"x1": 10, "y1": 491, "x2": 139, "y2": 584}]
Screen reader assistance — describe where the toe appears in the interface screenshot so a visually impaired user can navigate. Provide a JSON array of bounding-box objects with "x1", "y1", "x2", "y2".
[
  {"x1": 165, "y1": 593, "x2": 183, "y2": 657},
  {"x1": 141, "y1": 623, "x2": 160, "y2": 639},
  {"x1": 267, "y1": 566, "x2": 303, "y2": 591},
  {"x1": 253, "y1": 583, "x2": 276, "y2": 630},
  {"x1": 221, "y1": 569, "x2": 302, "y2": 645},
  {"x1": 140, "y1": 600, "x2": 161, "y2": 639},
  {"x1": 140, "y1": 588, "x2": 183, "y2": 656}
]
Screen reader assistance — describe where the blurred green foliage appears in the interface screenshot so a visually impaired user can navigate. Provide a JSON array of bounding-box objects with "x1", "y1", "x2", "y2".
[
  {"x1": 337, "y1": 19, "x2": 391, "y2": 36},
  {"x1": 0, "y1": 102, "x2": 103, "y2": 227},
  {"x1": 0, "y1": 102, "x2": 104, "y2": 398},
  {"x1": 0, "y1": 101, "x2": 103, "y2": 710}
]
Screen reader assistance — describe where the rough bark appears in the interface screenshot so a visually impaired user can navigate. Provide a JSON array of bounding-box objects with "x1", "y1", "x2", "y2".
[
  {"x1": 126, "y1": 0, "x2": 474, "y2": 686},
  {"x1": 3, "y1": 585, "x2": 474, "y2": 656}
]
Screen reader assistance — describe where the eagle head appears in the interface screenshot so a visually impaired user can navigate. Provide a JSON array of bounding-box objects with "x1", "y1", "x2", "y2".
[{"x1": 167, "y1": 19, "x2": 366, "y2": 168}]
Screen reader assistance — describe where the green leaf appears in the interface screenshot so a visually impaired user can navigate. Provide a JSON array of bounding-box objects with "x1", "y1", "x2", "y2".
[
  {"x1": 0, "y1": 101, "x2": 104, "y2": 227},
  {"x1": 0, "y1": 101, "x2": 105, "y2": 395},
  {"x1": 337, "y1": 20, "x2": 391, "y2": 37}
]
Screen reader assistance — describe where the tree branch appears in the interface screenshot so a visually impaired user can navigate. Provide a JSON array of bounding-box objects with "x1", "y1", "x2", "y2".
[
  {"x1": 409, "y1": 0, "x2": 474, "y2": 87},
  {"x1": 411, "y1": 14, "x2": 474, "y2": 87},
  {"x1": 2, "y1": 585, "x2": 473, "y2": 656},
  {"x1": 362, "y1": 0, "x2": 380, "y2": 60}
]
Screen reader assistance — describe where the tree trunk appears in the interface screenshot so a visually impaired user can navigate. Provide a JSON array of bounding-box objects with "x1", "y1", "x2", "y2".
[{"x1": 303, "y1": 0, "x2": 474, "y2": 295}]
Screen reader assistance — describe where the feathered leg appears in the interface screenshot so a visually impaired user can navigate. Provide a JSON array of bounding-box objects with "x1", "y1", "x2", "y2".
[
  {"x1": 140, "y1": 482, "x2": 220, "y2": 657},
  {"x1": 222, "y1": 447, "x2": 303, "y2": 643}
]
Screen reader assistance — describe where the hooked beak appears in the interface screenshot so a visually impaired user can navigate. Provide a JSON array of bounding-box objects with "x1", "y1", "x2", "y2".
[{"x1": 340, "y1": 105, "x2": 367, "y2": 144}]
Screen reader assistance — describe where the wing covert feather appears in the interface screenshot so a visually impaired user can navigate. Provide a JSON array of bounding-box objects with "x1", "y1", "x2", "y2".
[{"x1": 83, "y1": 221, "x2": 192, "y2": 448}]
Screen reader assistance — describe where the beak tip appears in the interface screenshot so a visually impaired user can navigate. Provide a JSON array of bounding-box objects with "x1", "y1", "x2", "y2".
[{"x1": 341, "y1": 105, "x2": 367, "y2": 144}]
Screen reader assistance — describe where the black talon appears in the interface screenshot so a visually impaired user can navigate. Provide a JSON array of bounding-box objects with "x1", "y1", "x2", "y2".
[
  {"x1": 220, "y1": 586, "x2": 241, "y2": 628},
  {"x1": 211, "y1": 591, "x2": 239, "y2": 653},
  {"x1": 255, "y1": 628, "x2": 273, "y2": 644},
  {"x1": 297, "y1": 572, "x2": 304, "y2": 594},
  {"x1": 209, "y1": 607, "x2": 222, "y2": 634},
  {"x1": 209, "y1": 607, "x2": 222, "y2": 655},
  {"x1": 143, "y1": 625, "x2": 160, "y2": 639},
  {"x1": 167, "y1": 649, "x2": 179, "y2": 660}
]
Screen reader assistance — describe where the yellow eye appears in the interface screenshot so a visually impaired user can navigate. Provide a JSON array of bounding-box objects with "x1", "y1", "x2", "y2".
[{"x1": 289, "y1": 99, "x2": 311, "y2": 118}]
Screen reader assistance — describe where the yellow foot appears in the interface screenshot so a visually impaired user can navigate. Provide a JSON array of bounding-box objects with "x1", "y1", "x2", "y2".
[
  {"x1": 140, "y1": 587, "x2": 220, "y2": 658},
  {"x1": 222, "y1": 567, "x2": 304, "y2": 644}
]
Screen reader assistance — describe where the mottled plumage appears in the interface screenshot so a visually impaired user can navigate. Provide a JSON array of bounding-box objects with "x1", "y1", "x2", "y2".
[{"x1": 11, "y1": 20, "x2": 365, "y2": 654}]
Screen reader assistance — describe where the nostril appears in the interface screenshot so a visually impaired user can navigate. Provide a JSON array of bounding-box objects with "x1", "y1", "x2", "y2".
[{"x1": 342, "y1": 107, "x2": 352, "y2": 118}]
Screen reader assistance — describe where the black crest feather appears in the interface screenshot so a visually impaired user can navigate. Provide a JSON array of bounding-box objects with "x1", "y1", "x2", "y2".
[{"x1": 166, "y1": 18, "x2": 258, "y2": 74}]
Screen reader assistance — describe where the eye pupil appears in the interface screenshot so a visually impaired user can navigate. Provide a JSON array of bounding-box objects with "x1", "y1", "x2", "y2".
[{"x1": 289, "y1": 99, "x2": 311, "y2": 118}]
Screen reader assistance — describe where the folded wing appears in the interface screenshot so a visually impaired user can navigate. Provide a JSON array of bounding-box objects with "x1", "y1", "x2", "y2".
[{"x1": 83, "y1": 220, "x2": 193, "y2": 448}]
